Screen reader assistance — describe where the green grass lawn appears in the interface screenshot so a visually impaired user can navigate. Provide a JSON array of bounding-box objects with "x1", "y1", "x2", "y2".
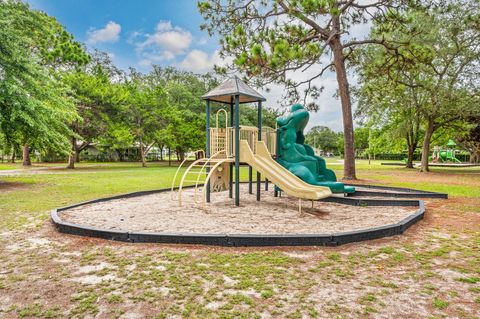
[
  {"x1": 0, "y1": 161, "x2": 263, "y2": 229},
  {"x1": 1, "y1": 160, "x2": 478, "y2": 230},
  {"x1": 0, "y1": 160, "x2": 479, "y2": 318},
  {"x1": 0, "y1": 163, "x2": 21, "y2": 170}
]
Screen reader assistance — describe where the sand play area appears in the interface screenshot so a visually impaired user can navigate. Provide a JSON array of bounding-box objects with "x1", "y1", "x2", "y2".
[{"x1": 58, "y1": 185, "x2": 419, "y2": 235}]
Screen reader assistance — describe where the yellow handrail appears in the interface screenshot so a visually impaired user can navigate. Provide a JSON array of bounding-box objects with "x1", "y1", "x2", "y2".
[
  {"x1": 170, "y1": 149, "x2": 204, "y2": 200},
  {"x1": 215, "y1": 108, "x2": 228, "y2": 129},
  {"x1": 193, "y1": 150, "x2": 226, "y2": 202},
  {"x1": 210, "y1": 125, "x2": 276, "y2": 157},
  {"x1": 177, "y1": 149, "x2": 226, "y2": 206}
]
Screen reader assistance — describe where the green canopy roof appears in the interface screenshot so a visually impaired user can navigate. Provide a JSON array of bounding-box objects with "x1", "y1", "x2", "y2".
[{"x1": 446, "y1": 139, "x2": 457, "y2": 147}]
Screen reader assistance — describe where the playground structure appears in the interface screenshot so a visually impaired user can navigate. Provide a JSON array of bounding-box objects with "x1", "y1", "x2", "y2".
[
  {"x1": 430, "y1": 140, "x2": 462, "y2": 163},
  {"x1": 52, "y1": 76, "x2": 447, "y2": 247},
  {"x1": 171, "y1": 76, "x2": 353, "y2": 211}
]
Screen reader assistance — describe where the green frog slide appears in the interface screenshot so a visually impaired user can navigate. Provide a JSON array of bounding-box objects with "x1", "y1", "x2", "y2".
[
  {"x1": 276, "y1": 104, "x2": 355, "y2": 194},
  {"x1": 240, "y1": 140, "x2": 332, "y2": 200}
]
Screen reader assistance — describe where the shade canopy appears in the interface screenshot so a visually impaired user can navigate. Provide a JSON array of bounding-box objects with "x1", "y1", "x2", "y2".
[
  {"x1": 446, "y1": 139, "x2": 457, "y2": 147},
  {"x1": 202, "y1": 75, "x2": 266, "y2": 104}
]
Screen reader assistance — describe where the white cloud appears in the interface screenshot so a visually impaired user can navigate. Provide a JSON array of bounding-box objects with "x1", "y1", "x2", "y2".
[
  {"x1": 178, "y1": 50, "x2": 218, "y2": 73},
  {"x1": 87, "y1": 21, "x2": 121, "y2": 44},
  {"x1": 176, "y1": 47, "x2": 347, "y2": 131},
  {"x1": 257, "y1": 65, "x2": 350, "y2": 132},
  {"x1": 179, "y1": 49, "x2": 233, "y2": 73},
  {"x1": 135, "y1": 21, "x2": 192, "y2": 65},
  {"x1": 197, "y1": 37, "x2": 208, "y2": 45}
]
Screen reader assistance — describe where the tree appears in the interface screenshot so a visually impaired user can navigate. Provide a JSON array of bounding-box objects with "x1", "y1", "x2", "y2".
[
  {"x1": 0, "y1": 1, "x2": 79, "y2": 167},
  {"x1": 144, "y1": 66, "x2": 219, "y2": 159},
  {"x1": 121, "y1": 71, "x2": 169, "y2": 167},
  {"x1": 457, "y1": 116, "x2": 480, "y2": 163},
  {"x1": 353, "y1": 127, "x2": 369, "y2": 154},
  {"x1": 305, "y1": 126, "x2": 341, "y2": 154},
  {"x1": 355, "y1": 73, "x2": 424, "y2": 168},
  {"x1": 357, "y1": 1, "x2": 480, "y2": 172},
  {"x1": 198, "y1": 0, "x2": 407, "y2": 179},
  {"x1": 63, "y1": 53, "x2": 124, "y2": 168}
]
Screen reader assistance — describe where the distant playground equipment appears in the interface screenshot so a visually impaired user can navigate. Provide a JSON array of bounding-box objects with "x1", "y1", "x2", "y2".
[
  {"x1": 385, "y1": 140, "x2": 466, "y2": 167},
  {"x1": 430, "y1": 140, "x2": 462, "y2": 163}
]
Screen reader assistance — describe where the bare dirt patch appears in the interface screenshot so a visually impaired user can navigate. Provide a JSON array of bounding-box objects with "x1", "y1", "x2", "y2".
[
  {"x1": 0, "y1": 181, "x2": 30, "y2": 193},
  {"x1": 58, "y1": 185, "x2": 418, "y2": 235}
]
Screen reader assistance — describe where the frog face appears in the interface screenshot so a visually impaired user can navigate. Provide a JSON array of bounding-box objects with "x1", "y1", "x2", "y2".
[
  {"x1": 276, "y1": 104, "x2": 309, "y2": 130},
  {"x1": 289, "y1": 104, "x2": 309, "y2": 131}
]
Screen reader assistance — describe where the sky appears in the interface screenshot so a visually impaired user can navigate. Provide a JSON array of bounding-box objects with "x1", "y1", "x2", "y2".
[{"x1": 27, "y1": 0, "x2": 370, "y2": 132}]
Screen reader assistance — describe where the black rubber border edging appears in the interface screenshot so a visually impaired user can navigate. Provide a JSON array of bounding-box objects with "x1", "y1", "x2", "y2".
[
  {"x1": 345, "y1": 184, "x2": 448, "y2": 199},
  {"x1": 50, "y1": 184, "x2": 443, "y2": 247}
]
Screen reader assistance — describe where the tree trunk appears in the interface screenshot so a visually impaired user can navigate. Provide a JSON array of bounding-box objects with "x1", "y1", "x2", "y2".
[
  {"x1": 405, "y1": 132, "x2": 416, "y2": 169},
  {"x1": 470, "y1": 150, "x2": 479, "y2": 163},
  {"x1": 407, "y1": 117, "x2": 420, "y2": 168},
  {"x1": 11, "y1": 148, "x2": 15, "y2": 163},
  {"x1": 406, "y1": 145, "x2": 415, "y2": 169},
  {"x1": 140, "y1": 141, "x2": 147, "y2": 168},
  {"x1": 22, "y1": 144, "x2": 31, "y2": 166},
  {"x1": 75, "y1": 148, "x2": 81, "y2": 163},
  {"x1": 420, "y1": 119, "x2": 435, "y2": 172},
  {"x1": 75, "y1": 141, "x2": 89, "y2": 163},
  {"x1": 168, "y1": 147, "x2": 171, "y2": 167},
  {"x1": 67, "y1": 137, "x2": 76, "y2": 169},
  {"x1": 160, "y1": 146, "x2": 164, "y2": 161},
  {"x1": 331, "y1": 38, "x2": 356, "y2": 180},
  {"x1": 116, "y1": 150, "x2": 123, "y2": 162}
]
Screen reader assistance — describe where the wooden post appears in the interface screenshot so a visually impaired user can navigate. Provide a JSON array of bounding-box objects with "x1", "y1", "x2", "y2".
[
  {"x1": 248, "y1": 165, "x2": 253, "y2": 194},
  {"x1": 229, "y1": 98, "x2": 233, "y2": 199},
  {"x1": 234, "y1": 95, "x2": 240, "y2": 206},
  {"x1": 206, "y1": 99, "x2": 211, "y2": 203},
  {"x1": 274, "y1": 121, "x2": 280, "y2": 197},
  {"x1": 256, "y1": 101, "x2": 262, "y2": 201}
]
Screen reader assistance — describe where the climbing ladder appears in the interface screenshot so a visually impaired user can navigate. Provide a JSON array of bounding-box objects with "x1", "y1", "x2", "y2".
[
  {"x1": 176, "y1": 150, "x2": 230, "y2": 207},
  {"x1": 170, "y1": 149, "x2": 204, "y2": 201}
]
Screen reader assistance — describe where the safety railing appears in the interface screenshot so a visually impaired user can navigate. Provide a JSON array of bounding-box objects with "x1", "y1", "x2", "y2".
[
  {"x1": 262, "y1": 127, "x2": 276, "y2": 156},
  {"x1": 210, "y1": 126, "x2": 276, "y2": 158},
  {"x1": 210, "y1": 127, "x2": 229, "y2": 158}
]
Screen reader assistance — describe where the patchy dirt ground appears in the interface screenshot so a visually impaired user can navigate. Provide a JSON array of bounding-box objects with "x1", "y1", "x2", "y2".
[
  {"x1": 0, "y1": 181, "x2": 31, "y2": 193},
  {"x1": 0, "y1": 199, "x2": 479, "y2": 318},
  {"x1": 0, "y1": 166, "x2": 479, "y2": 319},
  {"x1": 59, "y1": 185, "x2": 418, "y2": 235}
]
